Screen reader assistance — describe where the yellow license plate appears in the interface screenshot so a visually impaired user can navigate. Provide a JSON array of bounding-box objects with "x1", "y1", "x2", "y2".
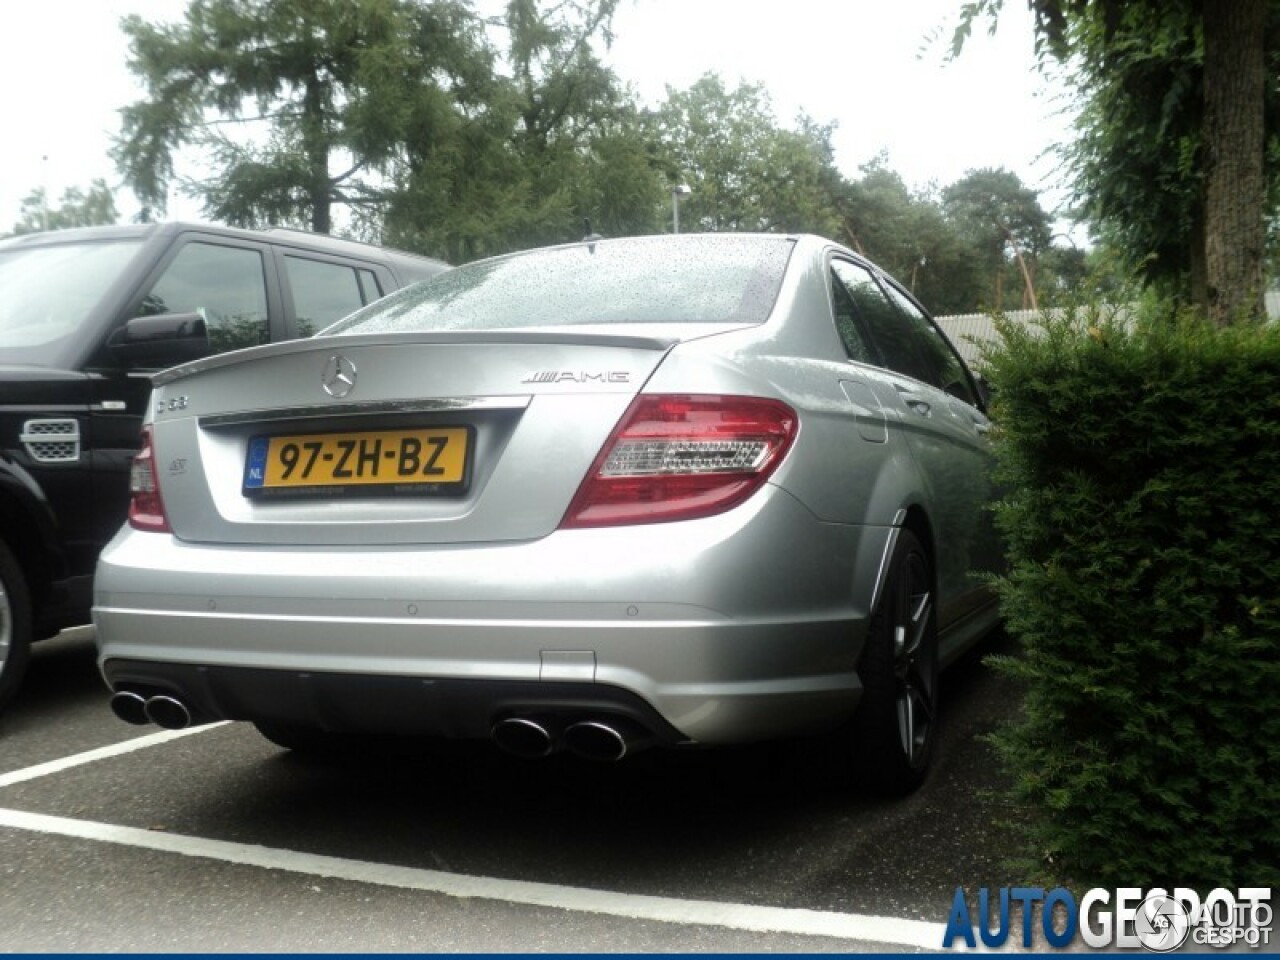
[{"x1": 243, "y1": 427, "x2": 470, "y2": 496}]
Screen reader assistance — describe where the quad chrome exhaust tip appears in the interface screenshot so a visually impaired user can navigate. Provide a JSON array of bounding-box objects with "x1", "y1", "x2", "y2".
[
  {"x1": 492, "y1": 714, "x2": 654, "y2": 762},
  {"x1": 110, "y1": 691, "x2": 194, "y2": 730},
  {"x1": 109, "y1": 691, "x2": 150, "y2": 726},
  {"x1": 143, "y1": 695, "x2": 193, "y2": 730},
  {"x1": 563, "y1": 719, "x2": 651, "y2": 762},
  {"x1": 491, "y1": 716, "x2": 560, "y2": 759}
]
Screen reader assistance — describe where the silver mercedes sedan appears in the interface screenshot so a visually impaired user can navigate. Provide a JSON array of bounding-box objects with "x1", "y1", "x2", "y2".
[{"x1": 93, "y1": 233, "x2": 1000, "y2": 796}]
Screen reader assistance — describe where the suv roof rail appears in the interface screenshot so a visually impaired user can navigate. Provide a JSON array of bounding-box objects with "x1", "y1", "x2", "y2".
[{"x1": 263, "y1": 226, "x2": 442, "y2": 265}]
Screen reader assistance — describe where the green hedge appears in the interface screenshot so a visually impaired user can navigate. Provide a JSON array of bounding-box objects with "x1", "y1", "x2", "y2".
[{"x1": 982, "y1": 299, "x2": 1280, "y2": 889}]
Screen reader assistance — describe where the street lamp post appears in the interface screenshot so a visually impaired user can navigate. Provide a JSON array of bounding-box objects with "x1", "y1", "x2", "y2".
[
  {"x1": 41, "y1": 154, "x2": 50, "y2": 233},
  {"x1": 671, "y1": 183, "x2": 691, "y2": 233}
]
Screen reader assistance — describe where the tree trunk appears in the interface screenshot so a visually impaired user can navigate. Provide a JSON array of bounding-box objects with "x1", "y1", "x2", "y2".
[
  {"x1": 842, "y1": 217, "x2": 868, "y2": 256},
  {"x1": 996, "y1": 217, "x2": 1039, "y2": 311},
  {"x1": 1013, "y1": 249, "x2": 1037, "y2": 311},
  {"x1": 1202, "y1": 0, "x2": 1267, "y2": 325},
  {"x1": 303, "y1": 73, "x2": 331, "y2": 235}
]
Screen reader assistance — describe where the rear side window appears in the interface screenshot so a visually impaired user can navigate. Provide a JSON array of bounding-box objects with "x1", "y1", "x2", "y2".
[
  {"x1": 831, "y1": 259, "x2": 976, "y2": 404},
  {"x1": 828, "y1": 267, "x2": 877, "y2": 364},
  {"x1": 832, "y1": 260, "x2": 931, "y2": 383},
  {"x1": 358, "y1": 269, "x2": 382, "y2": 303},
  {"x1": 138, "y1": 242, "x2": 269, "y2": 353},
  {"x1": 326, "y1": 236, "x2": 793, "y2": 335},
  {"x1": 284, "y1": 256, "x2": 383, "y2": 336},
  {"x1": 879, "y1": 281, "x2": 979, "y2": 405}
]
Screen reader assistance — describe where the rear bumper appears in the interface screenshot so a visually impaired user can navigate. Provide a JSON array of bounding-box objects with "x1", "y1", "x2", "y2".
[
  {"x1": 101, "y1": 660, "x2": 694, "y2": 744},
  {"x1": 93, "y1": 486, "x2": 892, "y2": 744}
]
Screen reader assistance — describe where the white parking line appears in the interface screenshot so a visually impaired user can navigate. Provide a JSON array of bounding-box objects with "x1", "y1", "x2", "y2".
[
  {"x1": 0, "y1": 723, "x2": 974, "y2": 951},
  {"x1": 0, "y1": 723, "x2": 227, "y2": 790},
  {"x1": 0, "y1": 805, "x2": 954, "y2": 950}
]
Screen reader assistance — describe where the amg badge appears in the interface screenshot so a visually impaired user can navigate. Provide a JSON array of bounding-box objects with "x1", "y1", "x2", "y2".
[{"x1": 522, "y1": 371, "x2": 630, "y2": 384}]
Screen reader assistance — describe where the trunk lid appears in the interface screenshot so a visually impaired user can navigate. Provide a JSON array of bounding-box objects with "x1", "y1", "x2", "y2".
[{"x1": 148, "y1": 331, "x2": 682, "y2": 546}]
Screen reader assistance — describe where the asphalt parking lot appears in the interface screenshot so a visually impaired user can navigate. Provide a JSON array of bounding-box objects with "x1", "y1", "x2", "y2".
[{"x1": 0, "y1": 626, "x2": 1029, "y2": 952}]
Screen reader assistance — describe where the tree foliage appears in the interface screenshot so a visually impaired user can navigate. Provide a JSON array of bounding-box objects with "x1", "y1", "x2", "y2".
[
  {"x1": 112, "y1": 0, "x2": 1090, "y2": 313},
  {"x1": 954, "y1": 0, "x2": 1277, "y2": 324},
  {"x1": 653, "y1": 75, "x2": 843, "y2": 237},
  {"x1": 1056, "y1": 3, "x2": 1208, "y2": 293},
  {"x1": 115, "y1": 0, "x2": 660, "y2": 260},
  {"x1": 944, "y1": 167, "x2": 1053, "y2": 310},
  {"x1": 115, "y1": 0, "x2": 488, "y2": 234},
  {"x1": 9, "y1": 180, "x2": 119, "y2": 235},
  {"x1": 380, "y1": 0, "x2": 663, "y2": 261},
  {"x1": 837, "y1": 158, "x2": 973, "y2": 314}
]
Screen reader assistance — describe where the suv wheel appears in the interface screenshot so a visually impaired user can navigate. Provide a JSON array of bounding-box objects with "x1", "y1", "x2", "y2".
[{"x1": 0, "y1": 541, "x2": 33, "y2": 714}]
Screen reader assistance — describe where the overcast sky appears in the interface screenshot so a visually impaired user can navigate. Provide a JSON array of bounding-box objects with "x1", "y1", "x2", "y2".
[{"x1": 0, "y1": 0, "x2": 1078, "y2": 232}]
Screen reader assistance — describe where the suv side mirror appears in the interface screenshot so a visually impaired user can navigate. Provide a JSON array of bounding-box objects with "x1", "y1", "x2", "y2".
[{"x1": 107, "y1": 312, "x2": 211, "y2": 368}]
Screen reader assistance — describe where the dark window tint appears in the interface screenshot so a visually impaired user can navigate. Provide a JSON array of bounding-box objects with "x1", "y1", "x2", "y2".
[
  {"x1": 139, "y1": 242, "x2": 268, "y2": 353},
  {"x1": 880, "y1": 281, "x2": 978, "y2": 405},
  {"x1": 285, "y1": 256, "x2": 374, "y2": 336},
  {"x1": 831, "y1": 259, "x2": 932, "y2": 383},
  {"x1": 828, "y1": 267, "x2": 876, "y2": 364},
  {"x1": 326, "y1": 236, "x2": 793, "y2": 335},
  {"x1": 357, "y1": 268, "x2": 382, "y2": 304}
]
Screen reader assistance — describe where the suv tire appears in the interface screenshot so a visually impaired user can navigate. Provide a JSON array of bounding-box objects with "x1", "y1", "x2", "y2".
[{"x1": 0, "y1": 541, "x2": 33, "y2": 714}]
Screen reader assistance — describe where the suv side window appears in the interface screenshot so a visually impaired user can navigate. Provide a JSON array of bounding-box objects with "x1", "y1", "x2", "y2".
[
  {"x1": 284, "y1": 256, "x2": 383, "y2": 336},
  {"x1": 137, "y1": 242, "x2": 269, "y2": 353}
]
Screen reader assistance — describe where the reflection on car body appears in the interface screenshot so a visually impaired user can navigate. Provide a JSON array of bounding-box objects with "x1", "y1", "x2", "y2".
[{"x1": 93, "y1": 233, "x2": 1000, "y2": 796}]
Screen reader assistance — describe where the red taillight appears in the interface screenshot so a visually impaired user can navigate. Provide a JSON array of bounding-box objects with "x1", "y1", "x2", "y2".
[
  {"x1": 561, "y1": 394, "x2": 798, "y2": 528},
  {"x1": 128, "y1": 425, "x2": 171, "y2": 533}
]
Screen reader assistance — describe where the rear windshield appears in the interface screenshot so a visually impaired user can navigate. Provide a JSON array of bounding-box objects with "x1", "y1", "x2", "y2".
[
  {"x1": 0, "y1": 239, "x2": 143, "y2": 365},
  {"x1": 324, "y1": 235, "x2": 793, "y2": 335}
]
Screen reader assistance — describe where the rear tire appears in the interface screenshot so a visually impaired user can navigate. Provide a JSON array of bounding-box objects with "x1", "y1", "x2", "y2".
[
  {"x1": 848, "y1": 529, "x2": 939, "y2": 797},
  {"x1": 0, "y1": 541, "x2": 33, "y2": 715}
]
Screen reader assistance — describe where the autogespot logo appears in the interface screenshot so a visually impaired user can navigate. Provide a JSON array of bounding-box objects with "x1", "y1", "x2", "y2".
[
  {"x1": 1134, "y1": 893, "x2": 1192, "y2": 952},
  {"x1": 942, "y1": 885, "x2": 1273, "y2": 951}
]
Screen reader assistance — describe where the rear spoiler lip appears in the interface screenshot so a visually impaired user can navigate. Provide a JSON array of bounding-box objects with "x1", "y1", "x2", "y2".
[
  {"x1": 152, "y1": 327, "x2": 699, "y2": 388},
  {"x1": 198, "y1": 394, "x2": 530, "y2": 430}
]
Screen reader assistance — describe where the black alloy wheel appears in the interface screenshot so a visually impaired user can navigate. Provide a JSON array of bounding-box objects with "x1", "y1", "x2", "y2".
[{"x1": 849, "y1": 529, "x2": 939, "y2": 797}]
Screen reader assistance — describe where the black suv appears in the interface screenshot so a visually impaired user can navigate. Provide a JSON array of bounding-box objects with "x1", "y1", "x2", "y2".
[{"x1": 0, "y1": 222, "x2": 447, "y2": 710}]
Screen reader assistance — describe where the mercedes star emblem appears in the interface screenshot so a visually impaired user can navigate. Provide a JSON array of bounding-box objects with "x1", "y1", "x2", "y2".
[{"x1": 321, "y1": 354, "x2": 357, "y2": 398}]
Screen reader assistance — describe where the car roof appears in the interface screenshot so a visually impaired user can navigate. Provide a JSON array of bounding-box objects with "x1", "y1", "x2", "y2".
[{"x1": 0, "y1": 221, "x2": 448, "y2": 273}]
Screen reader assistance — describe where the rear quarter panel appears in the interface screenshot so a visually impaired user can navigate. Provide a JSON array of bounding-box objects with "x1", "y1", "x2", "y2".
[{"x1": 645, "y1": 244, "x2": 924, "y2": 531}]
